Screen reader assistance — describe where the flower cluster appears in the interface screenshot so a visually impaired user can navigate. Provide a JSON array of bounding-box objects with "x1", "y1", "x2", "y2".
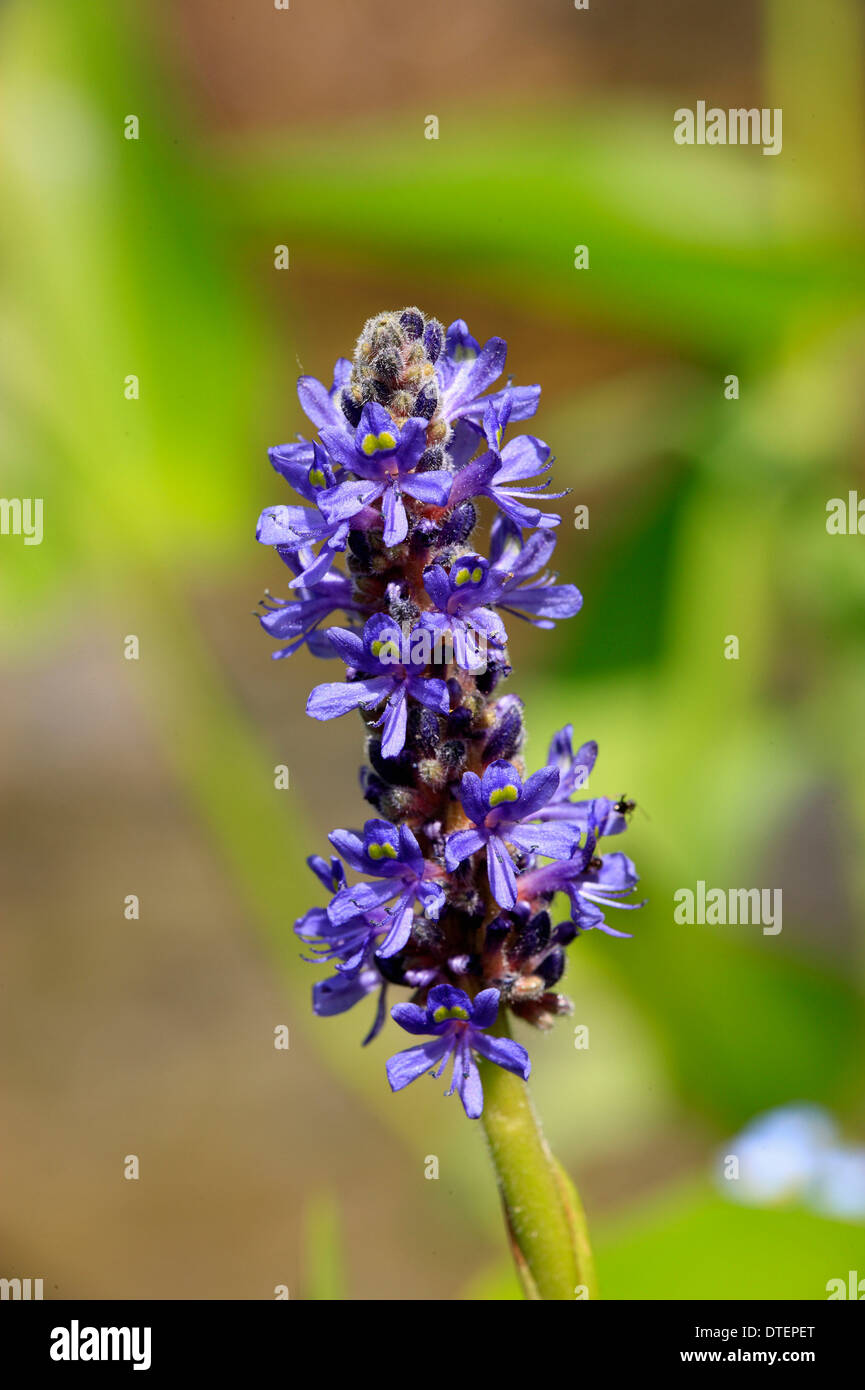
[{"x1": 257, "y1": 308, "x2": 643, "y2": 1118}]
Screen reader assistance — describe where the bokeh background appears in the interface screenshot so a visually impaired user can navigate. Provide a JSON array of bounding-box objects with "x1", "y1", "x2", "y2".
[{"x1": 2, "y1": 0, "x2": 864, "y2": 1300}]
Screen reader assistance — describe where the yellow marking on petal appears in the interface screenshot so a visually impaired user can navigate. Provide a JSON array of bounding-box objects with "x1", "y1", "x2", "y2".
[
  {"x1": 371, "y1": 638, "x2": 399, "y2": 662},
  {"x1": 489, "y1": 784, "x2": 519, "y2": 807},
  {"x1": 361, "y1": 430, "x2": 396, "y2": 456},
  {"x1": 368, "y1": 841, "x2": 398, "y2": 861},
  {"x1": 470, "y1": 566, "x2": 483, "y2": 582},
  {"x1": 454, "y1": 567, "x2": 471, "y2": 586},
  {"x1": 432, "y1": 1005, "x2": 469, "y2": 1023},
  {"x1": 308, "y1": 466, "x2": 326, "y2": 487}
]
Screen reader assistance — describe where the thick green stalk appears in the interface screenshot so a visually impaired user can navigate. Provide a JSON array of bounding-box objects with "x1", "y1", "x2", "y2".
[{"x1": 478, "y1": 1014, "x2": 597, "y2": 1301}]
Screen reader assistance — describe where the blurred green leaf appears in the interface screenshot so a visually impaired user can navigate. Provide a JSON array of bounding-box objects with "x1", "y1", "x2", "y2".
[
  {"x1": 301, "y1": 1192, "x2": 347, "y2": 1302},
  {"x1": 598, "y1": 1180, "x2": 865, "y2": 1300},
  {"x1": 212, "y1": 105, "x2": 865, "y2": 358}
]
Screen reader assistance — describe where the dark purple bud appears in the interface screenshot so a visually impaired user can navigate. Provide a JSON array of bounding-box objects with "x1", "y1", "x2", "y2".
[
  {"x1": 512, "y1": 910, "x2": 552, "y2": 964},
  {"x1": 554, "y1": 920, "x2": 578, "y2": 947},
  {"x1": 446, "y1": 706, "x2": 474, "y2": 737},
  {"x1": 410, "y1": 918, "x2": 447, "y2": 955},
  {"x1": 484, "y1": 914, "x2": 513, "y2": 953},
  {"x1": 399, "y1": 308, "x2": 424, "y2": 340},
  {"x1": 360, "y1": 767, "x2": 388, "y2": 812},
  {"x1": 452, "y1": 885, "x2": 485, "y2": 919},
  {"x1": 537, "y1": 948, "x2": 566, "y2": 986},
  {"x1": 438, "y1": 501, "x2": 476, "y2": 547},
  {"x1": 377, "y1": 954, "x2": 408, "y2": 985},
  {"x1": 408, "y1": 706, "x2": 442, "y2": 758},
  {"x1": 386, "y1": 583, "x2": 417, "y2": 626},
  {"x1": 367, "y1": 321, "x2": 403, "y2": 359},
  {"x1": 341, "y1": 390, "x2": 363, "y2": 427},
  {"x1": 484, "y1": 695, "x2": 525, "y2": 762},
  {"x1": 368, "y1": 736, "x2": 415, "y2": 787},
  {"x1": 475, "y1": 652, "x2": 511, "y2": 696},
  {"x1": 412, "y1": 384, "x2": 438, "y2": 419},
  {"x1": 347, "y1": 529, "x2": 373, "y2": 566},
  {"x1": 423, "y1": 319, "x2": 444, "y2": 363},
  {"x1": 409, "y1": 517, "x2": 439, "y2": 553}
]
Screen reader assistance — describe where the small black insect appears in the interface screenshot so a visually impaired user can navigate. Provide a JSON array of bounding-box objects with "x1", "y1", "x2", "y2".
[{"x1": 613, "y1": 793, "x2": 637, "y2": 817}]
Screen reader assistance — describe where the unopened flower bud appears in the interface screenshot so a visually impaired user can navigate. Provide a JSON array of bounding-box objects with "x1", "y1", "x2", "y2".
[
  {"x1": 422, "y1": 319, "x2": 444, "y2": 362},
  {"x1": 485, "y1": 694, "x2": 525, "y2": 762},
  {"x1": 438, "y1": 501, "x2": 476, "y2": 547},
  {"x1": 399, "y1": 307, "x2": 424, "y2": 340}
]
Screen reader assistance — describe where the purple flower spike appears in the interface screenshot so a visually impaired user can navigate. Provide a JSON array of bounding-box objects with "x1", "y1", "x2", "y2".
[
  {"x1": 386, "y1": 985, "x2": 530, "y2": 1119},
  {"x1": 255, "y1": 307, "x2": 643, "y2": 1108},
  {"x1": 445, "y1": 758, "x2": 582, "y2": 908}
]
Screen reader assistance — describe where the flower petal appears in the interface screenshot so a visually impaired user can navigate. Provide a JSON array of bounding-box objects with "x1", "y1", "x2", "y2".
[
  {"x1": 400, "y1": 469, "x2": 453, "y2": 506},
  {"x1": 306, "y1": 676, "x2": 391, "y2": 720},
  {"x1": 470, "y1": 988, "x2": 501, "y2": 1030},
  {"x1": 406, "y1": 676, "x2": 450, "y2": 714},
  {"x1": 381, "y1": 485, "x2": 408, "y2": 546},
  {"x1": 487, "y1": 836, "x2": 517, "y2": 908},
  {"x1": 325, "y1": 627, "x2": 366, "y2": 669},
  {"x1": 472, "y1": 1031, "x2": 531, "y2": 1080},
  {"x1": 376, "y1": 897, "x2": 415, "y2": 957},
  {"x1": 386, "y1": 1038, "x2": 452, "y2": 1092},
  {"x1": 319, "y1": 478, "x2": 384, "y2": 522},
  {"x1": 297, "y1": 371, "x2": 345, "y2": 432},
  {"x1": 390, "y1": 1002, "x2": 432, "y2": 1035},
  {"x1": 516, "y1": 765, "x2": 559, "y2": 818},
  {"x1": 380, "y1": 686, "x2": 408, "y2": 757},
  {"x1": 428, "y1": 984, "x2": 473, "y2": 1014},
  {"x1": 506, "y1": 821, "x2": 581, "y2": 860},
  {"x1": 448, "y1": 451, "x2": 501, "y2": 507},
  {"x1": 444, "y1": 827, "x2": 485, "y2": 870},
  {"x1": 457, "y1": 770, "x2": 487, "y2": 826},
  {"x1": 453, "y1": 1042, "x2": 484, "y2": 1119}
]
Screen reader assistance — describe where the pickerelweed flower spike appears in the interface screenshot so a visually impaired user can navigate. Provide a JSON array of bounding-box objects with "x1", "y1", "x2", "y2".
[{"x1": 256, "y1": 308, "x2": 644, "y2": 1299}]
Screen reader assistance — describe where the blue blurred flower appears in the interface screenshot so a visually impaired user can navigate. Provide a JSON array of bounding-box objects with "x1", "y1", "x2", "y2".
[{"x1": 716, "y1": 1104, "x2": 865, "y2": 1221}]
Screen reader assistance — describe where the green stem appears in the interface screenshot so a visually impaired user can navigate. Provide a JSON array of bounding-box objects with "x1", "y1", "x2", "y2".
[{"x1": 478, "y1": 1014, "x2": 597, "y2": 1301}]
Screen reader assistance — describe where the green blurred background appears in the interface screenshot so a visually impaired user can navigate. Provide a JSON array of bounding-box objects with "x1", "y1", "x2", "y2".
[{"x1": 1, "y1": 0, "x2": 864, "y2": 1299}]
